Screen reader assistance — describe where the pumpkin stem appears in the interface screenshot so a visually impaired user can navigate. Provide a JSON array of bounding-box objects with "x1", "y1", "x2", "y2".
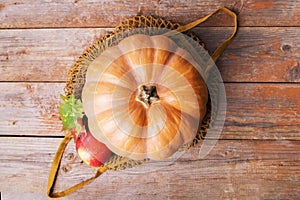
[{"x1": 136, "y1": 84, "x2": 159, "y2": 108}]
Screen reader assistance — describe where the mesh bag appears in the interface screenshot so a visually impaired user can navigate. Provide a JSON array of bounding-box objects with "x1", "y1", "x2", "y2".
[{"x1": 47, "y1": 7, "x2": 237, "y2": 198}]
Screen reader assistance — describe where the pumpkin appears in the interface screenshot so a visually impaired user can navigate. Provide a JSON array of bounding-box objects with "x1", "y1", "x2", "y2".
[{"x1": 82, "y1": 34, "x2": 208, "y2": 161}]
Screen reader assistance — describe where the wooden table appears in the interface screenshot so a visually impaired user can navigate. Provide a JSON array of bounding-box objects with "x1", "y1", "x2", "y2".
[{"x1": 0, "y1": 0, "x2": 299, "y2": 199}]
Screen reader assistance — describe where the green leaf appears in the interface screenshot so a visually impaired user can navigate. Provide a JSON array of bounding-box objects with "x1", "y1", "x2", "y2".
[{"x1": 59, "y1": 94, "x2": 83, "y2": 131}]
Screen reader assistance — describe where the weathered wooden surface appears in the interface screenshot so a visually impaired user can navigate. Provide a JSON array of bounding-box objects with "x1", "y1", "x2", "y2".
[
  {"x1": 1, "y1": 137, "x2": 299, "y2": 199},
  {"x1": 1, "y1": 27, "x2": 299, "y2": 82},
  {"x1": 0, "y1": 0, "x2": 299, "y2": 199},
  {"x1": 0, "y1": 0, "x2": 299, "y2": 28}
]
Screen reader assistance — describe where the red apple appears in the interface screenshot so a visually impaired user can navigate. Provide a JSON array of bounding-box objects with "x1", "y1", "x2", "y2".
[{"x1": 72, "y1": 129, "x2": 112, "y2": 167}]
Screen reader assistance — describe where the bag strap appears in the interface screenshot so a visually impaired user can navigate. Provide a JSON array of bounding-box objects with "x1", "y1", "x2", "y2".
[
  {"x1": 175, "y1": 7, "x2": 238, "y2": 62},
  {"x1": 46, "y1": 132, "x2": 109, "y2": 198}
]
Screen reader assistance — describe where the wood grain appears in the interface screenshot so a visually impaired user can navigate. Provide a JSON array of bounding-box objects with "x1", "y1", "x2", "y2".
[
  {"x1": 0, "y1": 82, "x2": 299, "y2": 140},
  {"x1": 0, "y1": 83, "x2": 63, "y2": 136},
  {"x1": 199, "y1": 27, "x2": 300, "y2": 83},
  {"x1": 0, "y1": 0, "x2": 299, "y2": 28},
  {"x1": 1, "y1": 0, "x2": 299, "y2": 199},
  {"x1": 0, "y1": 28, "x2": 110, "y2": 82},
  {"x1": 0, "y1": 27, "x2": 299, "y2": 82},
  {"x1": 224, "y1": 83, "x2": 300, "y2": 140},
  {"x1": 0, "y1": 137, "x2": 299, "y2": 199}
]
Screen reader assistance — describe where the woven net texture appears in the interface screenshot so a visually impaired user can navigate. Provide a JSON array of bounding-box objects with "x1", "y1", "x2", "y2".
[{"x1": 64, "y1": 15, "x2": 214, "y2": 171}]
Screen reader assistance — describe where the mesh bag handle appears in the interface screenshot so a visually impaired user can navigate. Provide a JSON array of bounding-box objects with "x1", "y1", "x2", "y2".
[
  {"x1": 46, "y1": 132, "x2": 109, "y2": 198},
  {"x1": 47, "y1": 7, "x2": 237, "y2": 198},
  {"x1": 175, "y1": 7, "x2": 237, "y2": 62}
]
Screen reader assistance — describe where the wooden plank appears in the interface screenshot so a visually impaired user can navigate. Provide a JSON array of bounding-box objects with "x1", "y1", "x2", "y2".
[
  {"x1": 0, "y1": 0, "x2": 299, "y2": 28},
  {"x1": 0, "y1": 137, "x2": 299, "y2": 199},
  {"x1": 0, "y1": 83, "x2": 299, "y2": 140},
  {"x1": 0, "y1": 83, "x2": 64, "y2": 136},
  {"x1": 198, "y1": 27, "x2": 300, "y2": 83},
  {"x1": 224, "y1": 83, "x2": 300, "y2": 140},
  {"x1": 0, "y1": 28, "x2": 111, "y2": 82},
  {"x1": 1, "y1": 27, "x2": 299, "y2": 82}
]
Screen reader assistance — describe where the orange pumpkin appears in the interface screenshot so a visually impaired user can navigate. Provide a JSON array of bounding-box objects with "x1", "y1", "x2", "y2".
[{"x1": 82, "y1": 34, "x2": 208, "y2": 160}]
